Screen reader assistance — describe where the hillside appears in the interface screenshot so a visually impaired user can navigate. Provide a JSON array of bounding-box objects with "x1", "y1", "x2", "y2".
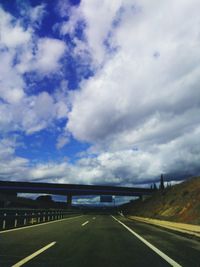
[{"x1": 122, "y1": 176, "x2": 200, "y2": 225}]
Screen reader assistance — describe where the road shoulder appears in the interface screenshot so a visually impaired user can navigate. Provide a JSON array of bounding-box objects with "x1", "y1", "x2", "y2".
[{"x1": 128, "y1": 216, "x2": 200, "y2": 238}]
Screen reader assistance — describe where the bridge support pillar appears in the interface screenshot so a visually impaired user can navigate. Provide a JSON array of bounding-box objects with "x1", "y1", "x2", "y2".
[{"x1": 67, "y1": 193, "x2": 72, "y2": 208}]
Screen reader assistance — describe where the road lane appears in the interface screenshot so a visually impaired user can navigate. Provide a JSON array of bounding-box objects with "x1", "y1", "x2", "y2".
[
  {"x1": 112, "y1": 216, "x2": 182, "y2": 267},
  {"x1": 3, "y1": 215, "x2": 170, "y2": 267},
  {"x1": 0, "y1": 215, "x2": 89, "y2": 267},
  {"x1": 12, "y1": 242, "x2": 56, "y2": 267},
  {"x1": 118, "y1": 215, "x2": 200, "y2": 267},
  {"x1": 81, "y1": 220, "x2": 89, "y2": 226},
  {"x1": 0, "y1": 214, "x2": 199, "y2": 267}
]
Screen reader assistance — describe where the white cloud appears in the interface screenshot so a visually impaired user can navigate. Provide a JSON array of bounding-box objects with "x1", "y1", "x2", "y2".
[
  {"x1": 56, "y1": 133, "x2": 70, "y2": 149},
  {"x1": 27, "y1": 126, "x2": 200, "y2": 185},
  {"x1": 1, "y1": 126, "x2": 200, "y2": 186},
  {"x1": 0, "y1": 138, "x2": 29, "y2": 181},
  {"x1": 63, "y1": 0, "x2": 200, "y2": 182},
  {"x1": 0, "y1": 50, "x2": 25, "y2": 103},
  {"x1": 0, "y1": 7, "x2": 68, "y2": 135},
  {"x1": 0, "y1": 7, "x2": 32, "y2": 48},
  {"x1": 32, "y1": 38, "x2": 66, "y2": 74},
  {"x1": 29, "y1": 3, "x2": 46, "y2": 27},
  {"x1": 67, "y1": 0, "x2": 200, "y2": 146},
  {"x1": 58, "y1": 0, "x2": 123, "y2": 66},
  {"x1": 1, "y1": 1, "x2": 200, "y2": 187},
  {"x1": 16, "y1": 37, "x2": 67, "y2": 75}
]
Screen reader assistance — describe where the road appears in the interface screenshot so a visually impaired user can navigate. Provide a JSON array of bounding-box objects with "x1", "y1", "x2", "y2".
[{"x1": 0, "y1": 214, "x2": 200, "y2": 267}]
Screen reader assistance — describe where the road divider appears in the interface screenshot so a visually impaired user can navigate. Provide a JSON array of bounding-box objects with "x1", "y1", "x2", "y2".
[
  {"x1": 12, "y1": 241, "x2": 56, "y2": 267},
  {"x1": 111, "y1": 216, "x2": 182, "y2": 267},
  {"x1": 82, "y1": 221, "x2": 89, "y2": 226}
]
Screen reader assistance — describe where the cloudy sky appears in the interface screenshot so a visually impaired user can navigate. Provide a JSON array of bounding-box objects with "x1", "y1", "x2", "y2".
[{"x1": 0, "y1": 0, "x2": 200, "y2": 193}]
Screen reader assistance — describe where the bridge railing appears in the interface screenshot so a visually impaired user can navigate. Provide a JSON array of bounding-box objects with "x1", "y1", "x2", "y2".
[{"x1": 0, "y1": 209, "x2": 79, "y2": 231}]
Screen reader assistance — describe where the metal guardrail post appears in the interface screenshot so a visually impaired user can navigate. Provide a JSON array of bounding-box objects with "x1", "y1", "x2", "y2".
[
  {"x1": 14, "y1": 213, "x2": 18, "y2": 228},
  {"x1": 38, "y1": 212, "x2": 40, "y2": 223},
  {"x1": 24, "y1": 213, "x2": 27, "y2": 225},
  {"x1": 43, "y1": 212, "x2": 45, "y2": 222},
  {"x1": 31, "y1": 212, "x2": 34, "y2": 224},
  {"x1": 0, "y1": 209, "x2": 76, "y2": 231},
  {"x1": 3, "y1": 213, "x2": 6, "y2": 230}
]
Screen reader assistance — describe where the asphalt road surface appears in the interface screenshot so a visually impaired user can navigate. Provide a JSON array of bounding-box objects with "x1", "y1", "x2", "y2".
[{"x1": 0, "y1": 214, "x2": 200, "y2": 267}]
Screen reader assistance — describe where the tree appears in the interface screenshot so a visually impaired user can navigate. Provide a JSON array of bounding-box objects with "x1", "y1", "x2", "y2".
[
  {"x1": 160, "y1": 174, "x2": 165, "y2": 190},
  {"x1": 153, "y1": 183, "x2": 157, "y2": 190}
]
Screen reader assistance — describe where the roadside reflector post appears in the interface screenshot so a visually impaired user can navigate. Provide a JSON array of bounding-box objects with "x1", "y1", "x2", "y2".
[
  {"x1": 24, "y1": 213, "x2": 27, "y2": 225},
  {"x1": 38, "y1": 212, "x2": 40, "y2": 223},
  {"x1": 14, "y1": 213, "x2": 18, "y2": 228},
  {"x1": 3, "y1": 213, "x2": 6, "y2": 230},
  {"x1": 31, "y1": 213, "x2": 34, "y2": 224},
  {"x1": 43, "y1": 212, "x2": 45, "y2": 222}
]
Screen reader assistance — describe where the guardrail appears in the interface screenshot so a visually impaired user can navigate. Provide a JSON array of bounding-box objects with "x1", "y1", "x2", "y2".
[{"x1": 0, "y1": 209, "x2": 79, "y2": 231}]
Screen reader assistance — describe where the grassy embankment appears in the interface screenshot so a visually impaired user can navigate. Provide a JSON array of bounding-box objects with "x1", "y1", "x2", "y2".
[{"x1": 122, "y1": 176, "x2": 200, "y2": 225}]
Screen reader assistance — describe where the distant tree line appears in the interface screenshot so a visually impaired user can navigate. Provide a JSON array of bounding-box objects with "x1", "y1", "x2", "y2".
[{"x1": 150, "y1": 174, "x2": 172, "y2": 191}]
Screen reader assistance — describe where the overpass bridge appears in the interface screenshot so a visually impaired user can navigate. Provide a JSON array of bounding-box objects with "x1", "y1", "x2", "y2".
[{"x1": 0, "y1": 180, "x2": 154, "y2": 207}]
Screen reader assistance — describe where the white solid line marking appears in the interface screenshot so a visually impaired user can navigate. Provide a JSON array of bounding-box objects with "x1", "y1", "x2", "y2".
[
  {"x1": 0, "y1": 215, "x2": 83, "y2": 234},
  {"x1": 111, "y1": 216, "x2": 182, "y2": 267},
  {"x1": 82, "y1": 221, "x2": 89, "y2": 226},
  {"x1": 12, "y1": 241, "x2": 56, "y2": 267}
]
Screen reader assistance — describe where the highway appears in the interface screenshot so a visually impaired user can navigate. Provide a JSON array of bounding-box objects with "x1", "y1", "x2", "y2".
[{"x1": 0, "y1": 214, "x2": 200, "y2": 267}]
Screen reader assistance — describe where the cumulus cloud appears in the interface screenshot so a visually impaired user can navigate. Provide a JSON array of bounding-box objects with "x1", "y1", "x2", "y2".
[
  {"x1": 67, "y1": 0, "x2": 200, "y2": 145},
  {"x1": 29, "y1": 3, "x2": 47, "y2": 27},
  {"x1": 16, "y1": 37, "x2": 67, "y2": 75},
  {"x1": 0, "y1": 6, "x2": 68, "y2": 135},
  {"x1": 0, "y1": 138, "x2": 29, "y2": 181},
  {"x1": 64, "y1": 0, "x2": 200, "y2": 182},
  {"x1": 21, "y1": 92, "x2": 57, "y2": 134},
  {"x1": 1, "y1": 1, "x2": 200, "y2": 188},
  {"x1": 56, "y1": 133, "x2": 70, "y2": 149},
  {"x1": 25, "y1": 126, "x2": 200, "y2": 185},
  {"x1": 57, "y1": 0, "x2": 122, "y2": 66},
  {"x1": 0, "y1": 7, "x2": 32, "y2": 48},
  {"x1": 32, "y1": 38, "x2": 66, "y2": 74}
]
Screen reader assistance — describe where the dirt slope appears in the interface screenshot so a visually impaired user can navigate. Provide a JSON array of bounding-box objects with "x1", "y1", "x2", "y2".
[{"x1": 122, "y1": 176, "x2": 200, "y2": 225}]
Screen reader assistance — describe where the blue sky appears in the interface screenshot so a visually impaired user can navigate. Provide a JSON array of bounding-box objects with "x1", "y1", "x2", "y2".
[{"x1": 0, "y1": 0, "x2": 200, "y2": 205}]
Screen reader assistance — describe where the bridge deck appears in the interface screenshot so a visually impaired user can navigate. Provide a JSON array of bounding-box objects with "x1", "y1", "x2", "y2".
[{"x1": 0, "y1": 180, "x2": 154, "y2": 196}]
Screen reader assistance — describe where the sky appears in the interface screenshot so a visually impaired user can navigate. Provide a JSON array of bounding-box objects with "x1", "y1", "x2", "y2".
[{"x1": 0, "y1": 0, "x2": 200, "y2": 203}]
